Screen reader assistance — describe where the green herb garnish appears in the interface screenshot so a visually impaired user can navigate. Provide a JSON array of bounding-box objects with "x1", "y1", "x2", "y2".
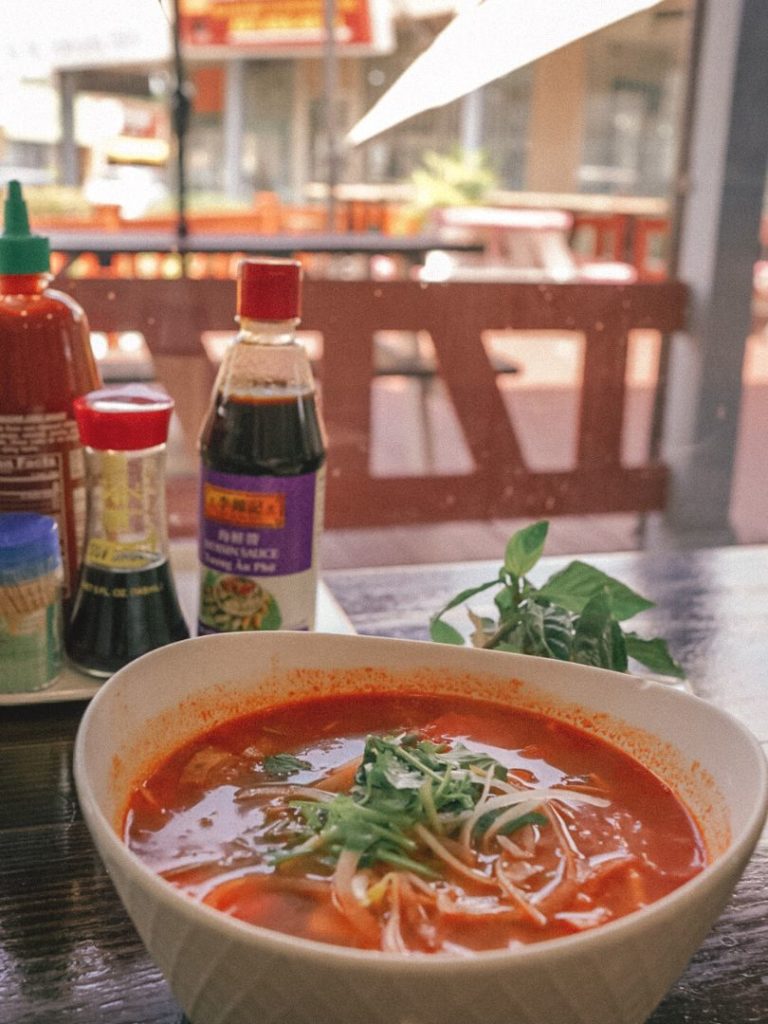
[
  {"x1": 274, "y1": 734, "x2": 537, "y2": 876},
  {"x1": 263, "y1": 753, "x2": 313, "y2": 777},
  {"x1": 474, "y1": 809, "x2": 548, "y2": 836},
  {"x1": 429, "y1": 520, "x2": 684, "y2": 678}
]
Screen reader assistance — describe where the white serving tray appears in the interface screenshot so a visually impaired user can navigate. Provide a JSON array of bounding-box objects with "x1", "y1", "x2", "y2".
[{"x1": 1, "y1": 543, "x2": 354, "y2": 706}]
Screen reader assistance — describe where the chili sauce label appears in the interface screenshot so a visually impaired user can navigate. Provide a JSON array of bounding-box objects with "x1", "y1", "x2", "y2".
[
  {"x1": 198, "y1": 467, "x2": 324, "y2": 634},
  {"x1": 0, "y1": 412, "x2": 86, "y2": 598}
]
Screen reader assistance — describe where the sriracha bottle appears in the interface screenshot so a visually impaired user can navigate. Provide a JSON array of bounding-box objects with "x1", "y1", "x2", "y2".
[
  {"x1": 197, "y1": 259, "x2": 326, "y2": 634},
  {"x1": 0, "y1": 180, "x2": 101, "y2": 609}
]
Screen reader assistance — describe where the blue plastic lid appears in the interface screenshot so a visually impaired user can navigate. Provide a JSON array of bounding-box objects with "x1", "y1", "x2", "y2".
[{"x1": 0, "y1": 513, "x2": 61, "y2": 582}]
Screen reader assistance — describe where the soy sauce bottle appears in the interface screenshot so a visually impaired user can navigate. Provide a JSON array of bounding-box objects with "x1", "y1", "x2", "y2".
[
  {"x1": 198, "y1": 259, "x2": 326, "y2": 634},
  {"x1": 67, "y1": 385, "x2": 189, "y2": 677}
]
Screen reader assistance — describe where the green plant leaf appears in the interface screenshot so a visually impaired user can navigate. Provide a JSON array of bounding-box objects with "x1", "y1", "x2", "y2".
[
  {"x1": 624, "y1": 633, "x2": 685, "y2": 678},
  {"x1": 539, "y1": 561, "x2": 654, "y2": 621},
  {"x1": 609, "y1": 620, "x2": 629, "y2": 672},
  {"x1": 427, "y1": 520, "x2": 684, "y2": 679},
  {"x1": 538, "y1": 603, "x2": 574, "y2": 662},
  {"x1": 494, "y1": 617, "x2": 527, "y2": 654},
  {"x1": 429, "y1": 618, "x2": 465, "y2": 645},
  {"x1": 571, "y1": 592, "x2": 627, "y2": 671},
  {"x1": 520, "y1": 603, "x2": 552, "y2": 659},
  {"x1": 510, "y1": 602, "x2": 572, "y2": 662},
  {"x1": 504, "y1": 521, "x2": 549, "y2": 577},
  {"x1": 411, "y1": 147, "x2": 498, "y2": 210},
  {"x1": 431, "y1": 579, "x2": 500, "y2": 622},
  {"x1": 516, "y1": 602, "x2": 550, "y2": 658},
  {"x1": 494, "y1": 585, "x2": 516, "y2": 615}
]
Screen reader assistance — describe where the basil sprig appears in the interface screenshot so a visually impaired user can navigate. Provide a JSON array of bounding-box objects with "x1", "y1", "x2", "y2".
[{"x1": 430, "y1": 520, "x2": 684, "y2": 678}]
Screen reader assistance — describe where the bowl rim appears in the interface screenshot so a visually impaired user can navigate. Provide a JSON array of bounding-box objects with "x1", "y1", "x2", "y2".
[{"x1": 73, "y1": 631, "x2": 768, "y2": 972}]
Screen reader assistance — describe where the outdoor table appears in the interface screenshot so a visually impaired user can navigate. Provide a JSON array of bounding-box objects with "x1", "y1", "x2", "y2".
[{"x1": 2, "y1": 543, "x2": 768, "y2": 1023}]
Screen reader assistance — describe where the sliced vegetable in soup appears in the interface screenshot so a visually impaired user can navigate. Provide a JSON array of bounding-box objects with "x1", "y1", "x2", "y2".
[{"x1": 123, "y1": 693, "x2": 707, "y2": 954}]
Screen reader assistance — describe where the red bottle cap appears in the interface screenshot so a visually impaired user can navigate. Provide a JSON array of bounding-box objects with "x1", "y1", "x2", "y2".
[
  {"x1": 73, "y1": 384, "x2": 174, "y2": 451},
  {"x1": 237, "y1": 258, "x2": 302, "y2": 320}
]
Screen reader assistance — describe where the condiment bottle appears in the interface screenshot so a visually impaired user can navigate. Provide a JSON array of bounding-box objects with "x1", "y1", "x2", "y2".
[
  {"x1": 0, "y1": 512, "x2": 64, "y2": 693},
  {"x1": 198, "y1": 258, "x2": 326, "y2": 634},
  {"x1": 0, "y1": 180, "x2": 101, "y2": 608},
  {"x1": 67, "y1": 384, "x2": 189, "y2": 677}
]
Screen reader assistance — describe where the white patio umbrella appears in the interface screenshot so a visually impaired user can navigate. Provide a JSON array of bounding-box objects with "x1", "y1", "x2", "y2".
[{"x1": 347, "y1": 0, "x2": 663, "y2": 146}]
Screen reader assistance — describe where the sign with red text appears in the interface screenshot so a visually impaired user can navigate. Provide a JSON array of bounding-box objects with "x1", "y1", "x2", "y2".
[{"x1": 180, "y1": 0, "x2": 394, "y2": 57}]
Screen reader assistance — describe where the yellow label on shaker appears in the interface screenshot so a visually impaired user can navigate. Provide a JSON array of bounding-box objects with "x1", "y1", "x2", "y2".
[{"x1": 85, "y1": 537, "x2": 155, "y2": 571}]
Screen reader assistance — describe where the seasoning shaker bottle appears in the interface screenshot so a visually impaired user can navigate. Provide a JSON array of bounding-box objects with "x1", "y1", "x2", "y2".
[
  {"x1": 0, "y1": 180, "x2": 101, "y2": 610},
  {"x1": 198, "y1": 258, "x2": 326, "y2": 635},
  {"x1": 0, "y1": 512, "x2": 64, "y2": 693},
  {"x1": 66, "y1": 384, "x2": 189, "y2": 677}
]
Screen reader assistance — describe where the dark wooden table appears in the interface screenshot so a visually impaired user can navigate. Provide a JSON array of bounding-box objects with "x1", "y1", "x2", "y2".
[{"x1": 2, "y1": 545, "x2": 768, "y2": 1023}]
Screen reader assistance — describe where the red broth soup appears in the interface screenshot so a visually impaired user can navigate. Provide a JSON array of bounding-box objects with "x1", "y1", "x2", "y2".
[{"x1": 123, "y1": 692, "x2": 707, "y2": 954}]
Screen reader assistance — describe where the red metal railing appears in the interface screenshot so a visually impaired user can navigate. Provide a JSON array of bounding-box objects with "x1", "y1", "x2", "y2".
[{"x1": 60, "y1": 277, "x2": 687, "y2": 534}]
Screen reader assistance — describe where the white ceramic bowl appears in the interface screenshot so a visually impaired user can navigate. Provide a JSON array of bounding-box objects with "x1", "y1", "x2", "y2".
[{"x1": 74, "y1": 632, "x2": 768, "y2": 1024}]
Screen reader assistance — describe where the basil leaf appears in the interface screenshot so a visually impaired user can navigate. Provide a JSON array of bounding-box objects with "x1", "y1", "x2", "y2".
[
  {"x1": 513, "y1": 602, "x2": 573, "y2": 662},
  {"x1": 494, "y1": 585, "x2": 516, "y2": 615},
  {"x1": 504, "y1": 520, "x2": 548, "y2": 577},
  {"x1": 427, "y1": 518, "x2": 681, "y2": 680},
  {"x1": 624, "y1": 633, "x2": 685, "y2": 678},
  {"x1": 525, "y1": 602, "x2": 560, "y2": 659},
  {"x1": 517, "y1": 602, "x2": 549, "y2": 657},
  {"x1": 538, "y1": 603, "x2": 574, "y2": 662},
  {"x1": 571, "y1": 592, "x2": 627, "y2": 671},
  {"x1": 429, "y1": 618, "x2": 465, "y2": 645},
  {"x1": 430, "y1": 578, "x2": 500, "y2": 621},
  {"x1": 539, "y1": 560, "x2": 654, "y2": 621},
  {"x1": 494, "y1": 620, "x2": 527, "y2": 654},
  {"x1": 609, "y1": 620, "x2": 629, "y2": 672}
]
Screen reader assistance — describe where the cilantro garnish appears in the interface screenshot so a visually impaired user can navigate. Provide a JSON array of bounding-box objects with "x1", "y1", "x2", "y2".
[
  {"x1": 263, "y1": 753, "x2": 313, "y2": 777},
  {"x1": 273, "y1": 734, "x2": 538, "y2": 877}
]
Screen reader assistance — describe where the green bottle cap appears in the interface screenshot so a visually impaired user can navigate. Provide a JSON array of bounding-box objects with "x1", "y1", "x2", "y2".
[{"x1": 0, "y1": 180, "x2": 51, "y2": 275}]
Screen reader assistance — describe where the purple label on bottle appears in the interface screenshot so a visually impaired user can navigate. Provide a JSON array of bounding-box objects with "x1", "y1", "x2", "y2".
[{"x1": 199, "y1": 468, "x2": 318, "y2": 577}]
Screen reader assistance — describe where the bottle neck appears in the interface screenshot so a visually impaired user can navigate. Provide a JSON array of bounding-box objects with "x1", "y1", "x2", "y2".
[
  {"x1": 236, "y1": 316, "x2": 300, "y2": 345},
  {"x1": 0, "y1": 272, "x2": 52, "y2": 296}
]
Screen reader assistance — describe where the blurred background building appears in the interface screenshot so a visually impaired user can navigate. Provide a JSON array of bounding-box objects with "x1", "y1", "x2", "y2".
[{"x1": 0, "y1": 0, "x2": 690, "y2": 219}]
